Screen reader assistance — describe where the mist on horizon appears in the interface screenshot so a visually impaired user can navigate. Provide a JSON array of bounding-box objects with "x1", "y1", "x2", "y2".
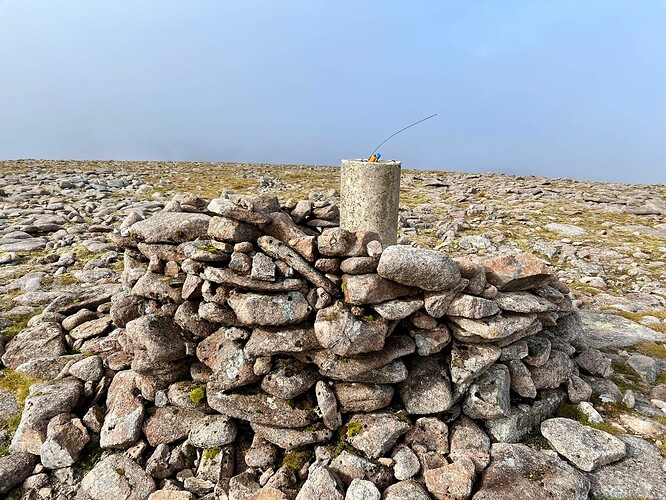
[{"x1": 0, "y1": 0, "x2": 664, "y2": 184}]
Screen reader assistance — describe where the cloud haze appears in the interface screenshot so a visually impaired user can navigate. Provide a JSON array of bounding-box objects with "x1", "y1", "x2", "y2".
[{"x1": 0, "y1": 0, "x2": 664, "y2": 183}]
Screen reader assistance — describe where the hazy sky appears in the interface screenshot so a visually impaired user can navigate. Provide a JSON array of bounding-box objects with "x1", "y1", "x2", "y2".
[{"x1": 1, "y1": 1, "x2": 665, "y2": 184}]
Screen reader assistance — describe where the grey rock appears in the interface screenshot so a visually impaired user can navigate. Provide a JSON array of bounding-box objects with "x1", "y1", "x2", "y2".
[
  {"x1": 132, "y1": 272, "x2": 184, "y2": 304},
  {"x1": 373, "y1": 297, "x2": 424, "y2": 320},
  {"x1": 245, "y1": 325, "x2": 320, "y2": 357},
  {"x1": 207, "y1": 197, "x2": 271, "y2": 225},
  {"x1": 540, "y1": 418, "x2": 626, "y2": 472},
  {"x1": 295, "y1": 466, "x2": 344, "y2": 500},
  {"x1": 40, "y1": 413, "x2": 90, "y2": 469},
  {"x1": 313, "y1": 336, "x2": 415, "y2": 382},
  {"x1": 208, "y1": 216, "x2": 262, "y2": 243},
  {"x1": 340, "y1": 257, "x2": 378, "y2": 274},
  {"x1": 110, "y1": 291, "x2": 146, "y2": 328},
  {"x1": 575, "y1": 348, "x2": 613, "y2": 377},
  {"x1": 391, "y1": 444, "x2": 420, "y2": 480},
  {"x1": 252, "y1": 423, "x2": 333, "y2": 450},
  {"x1": 316, "y1": 381, "x2": 342, "y2": 431},
  {"x1": 125, "y1": 314, "x2": 186, "y2": 362},
  {"x1": 201, "y1": 266, "x2": 304, "y2": 293},
  {"x1": 315, "y1": 302, "x2": 389, "y2": 356},
  {"x1": 346, "y1": 478, "x2": 381, "y2": 500},
  {"x1": 505, "y1": 359, "x2": 537, "y2": 398},
  {"x1": 257, "y1": 236, "x2": 340, "y2": 297},
  {"x1": 404, "y1": 417, "x2": 449, "y2": 455},
  {"x1": 62, "y1": 308, "x2": 99, "y2": 331},
  {"x1": 493, "y1": 291, "x2": 558, "y2": 313},
  {"x1": 411, "y1": 325, "x2": 452, "y2": 356},
  {"x1": 588, "y1": 436, "x2": 666, "y2": 500},
  {"x1": 567, "y1": 375, "x2": 593, "y2": 403},
  {"x1": 317, "y1": 227, "x2": 377, "y2": 257},
  {"x1": 382, "y1": 481, "x2": 431, "y2": 500},
  {"x1": 449, "y1": 313, "x2": 538, "y2": 343},
  {"x1": 332, "y1": 383, "x2": 394, "y2": 413},
  {"x1": 227, "y1": 291, "x2": 311, "y2": 326},
  {"x1": 174, "y1": 301, "x2": 217, "y2": 338},
  {"x1": 377, "y1": 245, "x2": 461, "y2": 291},
  {"x1": 261, "y1": 358, "x2": 320, "y2": 399},
  {"x1": 399, "y1": 356, "x2": 453, "y2": 415},
  {"x1": 447, "y1": 294, "x2": 499, "y2": 318},
  {"x1": 473, "y1": 443, "x2": 589, "y2": 500},
  {"x1": 342, "y1": 273, "x2": 418, "y2": 305},
  {"x1": 449, "y1": 415, "x2": 491, "y2": 472},
  {"x1": 0, "y1": 452, "x2": 38, "y2": 495},
  {"x1": 523, "y1": 335, "x2": 551, "y2": 367},
  {"x1": 345, "y1": 413, "x2": 410, "y2": 458},
  {"x1": 485, "y1": 389, "x2": 566, "y2": 442},
  {"x1": 626, "y1": 354, "x2": 659, "y2": 384},
  {"x1": 101, "y1": 370, "x2": 145, "y2": 449},
  {"x1": 251, "y1": 252, "x2": 277, "y2": 281},
  {"x1": 1, "y1": 321, "x2": 67, "y2": 369},
  {"x1": 10, "y1": 377, "x2": 82, "y2": 455},
  {"x1": 528, "y1": 350, "x2": 574, "y2": 389},
  {"x1": 449, "y1": 342, "x2": 501, "y2": 392},
  {"x1": 462, "y1": 364, "x2": 511, "y2": 420},
  {"x1": 189, "y1": 415, "x2": 237, "y2": 448},
  {"x1": 424, "y1": 456, "x2": 475, "y2": 500},
  {"x1": 70, "y1": 317, "x2": 112, "y2": 340},
  {"x1": 499, "y1": 340, "x2": 528, "y2": 361},
  {"x1": 196, "y1": 331, "x2": 259, "y2": 391},
  {"x1": 143, "y1": 406, "x2": 203, "y2": 447},
  {"x1": 131, "y1": 212, "x2": 211, "y2": 243},
  {"x1": 579, "y1": 312, "x2": 666, "y2": 349},
  {"x1": 545, "y1": 222, "x2": 587, "y2": 236},
  {"x1": 329, "y1": 450, "x2": 393, "y2": 489},
  {"x1": 206, "y1": 388, "x2": 317, "y2": 428},
  {"x1": 68, "y1": 355, "x2": 105, "y2": 382},
  {"x1": 79, "y1": 454, "x2": 156, "y2": 500},
  {"x1": 424, "y1": 283, "x2": 467, "y2": 318}
]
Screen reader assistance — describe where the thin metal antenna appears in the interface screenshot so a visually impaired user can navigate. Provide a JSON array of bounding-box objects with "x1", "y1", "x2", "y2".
[{"x1": 369, "y1": 113, "x2": 438, "y2": 157}]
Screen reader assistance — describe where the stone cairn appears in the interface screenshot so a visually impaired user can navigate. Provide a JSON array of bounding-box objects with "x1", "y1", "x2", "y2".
[{"x1": 1, "y1": 191, "x2": 594, "y2": 499}]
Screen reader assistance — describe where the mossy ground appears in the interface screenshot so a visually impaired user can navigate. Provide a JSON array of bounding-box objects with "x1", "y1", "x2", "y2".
[{"x1": 0, "y1": 370, "x2": 41, "y2": 457}]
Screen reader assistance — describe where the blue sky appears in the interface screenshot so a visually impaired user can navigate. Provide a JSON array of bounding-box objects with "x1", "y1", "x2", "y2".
[{"x1": 1, "y1": 1, "x2": 665, "y2": 184}]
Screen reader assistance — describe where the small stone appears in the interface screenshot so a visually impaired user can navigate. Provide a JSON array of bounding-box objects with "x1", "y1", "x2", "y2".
[
  {"x1": 447, "y1": 294, "x2": 499, "y2": 318},
  {"x1": 79, "y1": 454, "x2": 156, "y2": 499},
  {"x1": 295, "y1": 467, "x2": 345, "y2": 500},
  {"x1": 345, "y1": 478, "x2": 380, "y2": 500},
  {"x1": 68, "y1": 355, "x2": 105, "y2": 382},
  {"x1": 345, "y1": 413, "x2": 411, "y2": 459},
  {"x1": 329, "y1": 450, "x2": 393, "y2": 489},
  {"x1": 332, "y1": 383, "x2": 394, "y2": 413},
  {"x1": 575, "y1": 349, "x2": 612, "y2": 377},
  {"x1": 449, "y1": 415, "x2": 491, "y2": 472},
  {"x1": 316, "y1": 381, "x2": 342, "y2": 431},
  {"x1": 315, "y1": 302, "x2": 389, "y2": 356},
  {"x1": 188, "y1": 415, "x2": 237, "y2": 448},
  {"x1": 208, "y1": 216, "x2": 262, "y2": 243},
  {"x1": 399, "y1": 356, "x2": 453, "y2": 415},
  {"x1": 0, "y1": 453, "x2": 38, "y2": 495},
  {"x1": 342, "y1": 273, "x2": 418, "y2": 305},
  {"x1": 373, "y1": 298, "x2": 424, "y2": 320},
  {"x1": 404, "y1": 417, "x2": 449, "y2": 455},
  {"x1": 382, "y1": 481, "x2": 431, "y2": 500},
  {"x1": 40, "y1": 413, "x2": 90, "y2": 469},
  {"x1": 339, "y1": 257, "x2": 377, "y2": 274},
  {"x1": 391, "y1": 444, "x2": 420, "y2": 480},
  {"x1": 523, "y1": 335, "x2": 552, "y2": 367},
  {"x1": 462, "y1": 364, "x2": 511, "y2": 420},
  {"x1": 251, "y1": 253, "x2": 277, "y2": 281},
  {"x1": 424, "y1": 457, "x2": 475, "y2": 500}
]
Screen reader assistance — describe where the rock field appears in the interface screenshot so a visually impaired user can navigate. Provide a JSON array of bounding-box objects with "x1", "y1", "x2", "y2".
[{"x1": 0, "y1": 159, "x2": 665, "y2": 500}]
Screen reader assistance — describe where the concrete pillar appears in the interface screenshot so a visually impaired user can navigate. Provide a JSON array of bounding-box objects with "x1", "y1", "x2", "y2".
[{"x1": 340, "y1": 159, "x2": 401, "y2": 247}]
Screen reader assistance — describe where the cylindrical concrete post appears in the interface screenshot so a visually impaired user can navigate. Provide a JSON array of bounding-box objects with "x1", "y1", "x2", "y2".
[{"x1": 340, "y1": 159, "x2": 401, "y2": 247}]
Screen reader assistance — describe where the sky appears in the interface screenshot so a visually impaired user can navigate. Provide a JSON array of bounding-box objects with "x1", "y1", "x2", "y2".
[{"x1": 1, "y1": 1, "x2": 665, "y2": 184}]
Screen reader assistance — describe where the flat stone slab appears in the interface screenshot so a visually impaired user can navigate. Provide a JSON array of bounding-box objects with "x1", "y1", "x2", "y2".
[
  {"x1": 473, "y1": 443, "x2": 590, "y2": 500},
  {"x1": 580, "y1": 312, "x2": 666, "y2": 349},
  {"x1": 540, "y1": 418, "x2": 626, "y2": 472}
]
